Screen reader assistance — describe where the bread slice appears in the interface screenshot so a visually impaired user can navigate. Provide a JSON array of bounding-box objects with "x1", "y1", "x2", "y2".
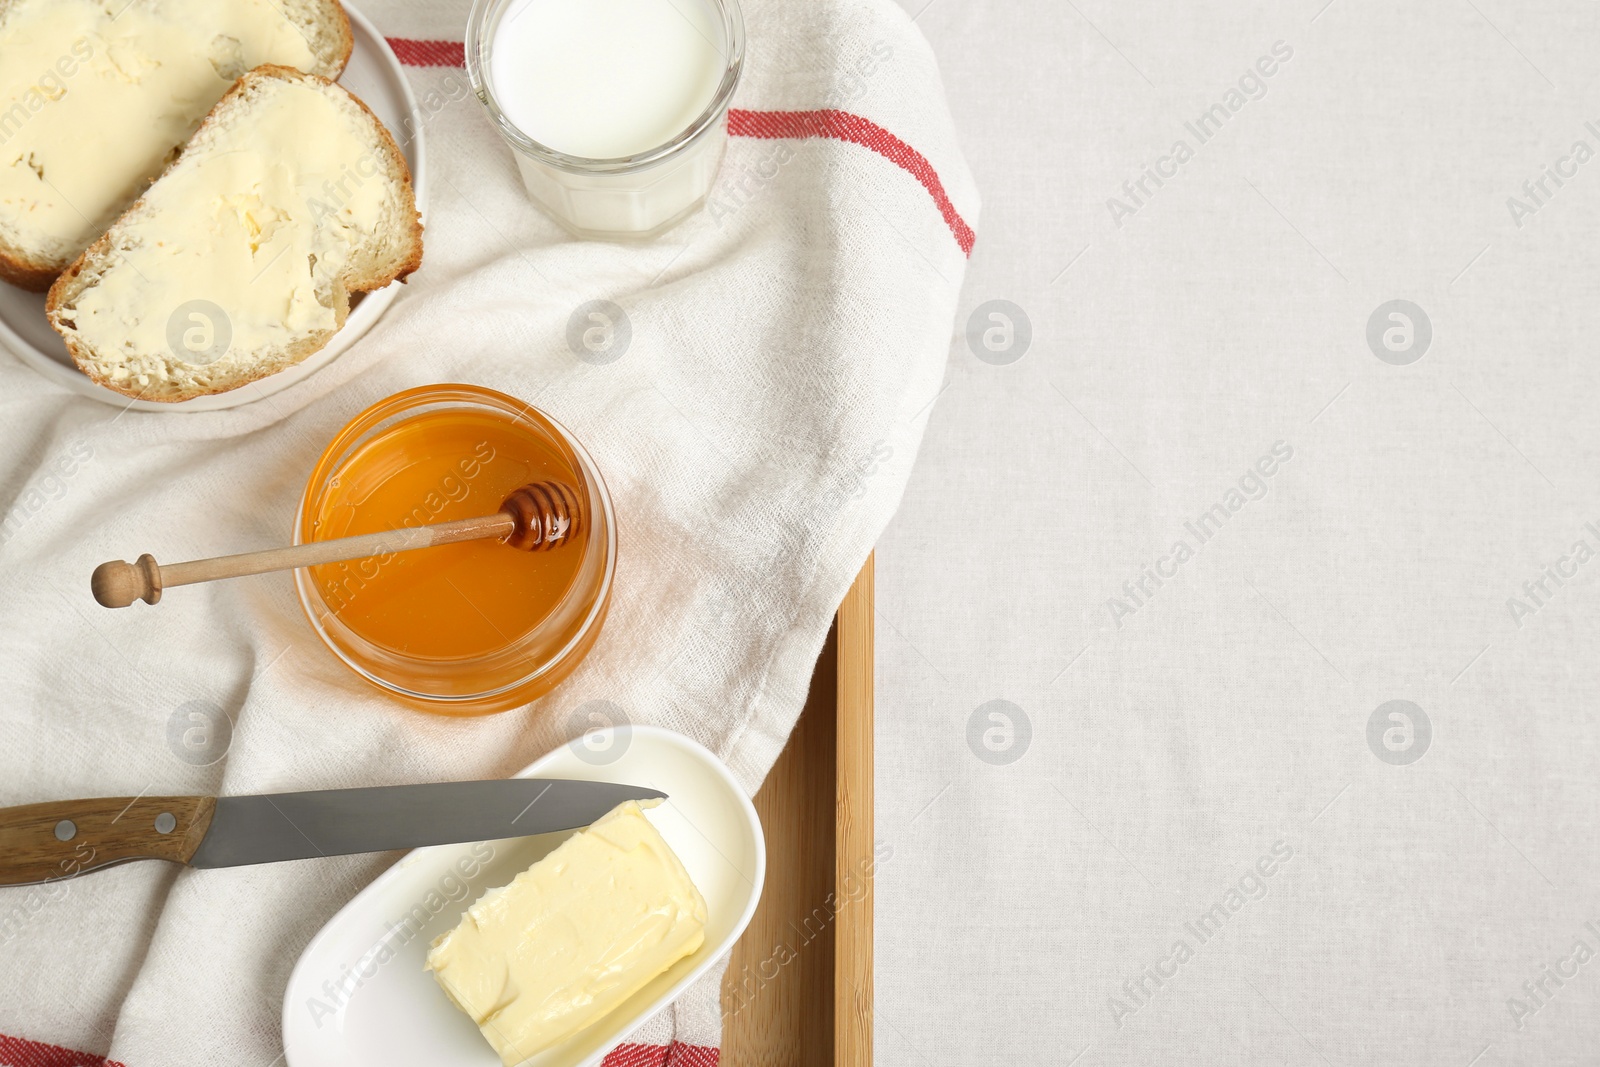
[
  {"x1": 0, "y1": 0, "x2": 352, "y2": 291},
  {"x1": 47, "y1": 66, "x2": 422, "y2": 402}
]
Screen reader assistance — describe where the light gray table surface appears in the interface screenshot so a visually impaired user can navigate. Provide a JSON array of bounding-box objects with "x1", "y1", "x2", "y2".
[{"x1": 876, "y1": 1, "x2": 1600, "y2": 1063}]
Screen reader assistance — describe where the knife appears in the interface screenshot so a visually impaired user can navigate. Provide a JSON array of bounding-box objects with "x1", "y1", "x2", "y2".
[{"x1": 0, "y1": 779, "x2": 664, "y2": 887}]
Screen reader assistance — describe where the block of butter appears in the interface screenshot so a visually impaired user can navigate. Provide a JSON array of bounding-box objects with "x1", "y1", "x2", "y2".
[{"x1": 426, "y1": 800, "x2": 708, "y2": 1065}]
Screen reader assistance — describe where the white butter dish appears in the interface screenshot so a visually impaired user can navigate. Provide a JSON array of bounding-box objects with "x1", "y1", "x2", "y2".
[{"x1": 281, "y1": 725, "x2": 764, "y2": 1067}]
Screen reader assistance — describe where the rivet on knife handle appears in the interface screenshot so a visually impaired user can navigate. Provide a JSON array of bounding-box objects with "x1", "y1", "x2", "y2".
[{"x1": 0, "y1": 796, "x2": 216, "y2": 887}]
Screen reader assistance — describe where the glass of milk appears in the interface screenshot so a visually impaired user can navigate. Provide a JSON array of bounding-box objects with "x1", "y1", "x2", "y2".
[{"x1": 466, "y1": 0, "x2": 745, "y2": 239}]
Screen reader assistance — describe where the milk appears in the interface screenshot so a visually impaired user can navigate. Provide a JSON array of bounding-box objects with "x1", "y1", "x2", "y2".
[{"x1": 489, "y1": 0, "x2": 726, "y2": 160}]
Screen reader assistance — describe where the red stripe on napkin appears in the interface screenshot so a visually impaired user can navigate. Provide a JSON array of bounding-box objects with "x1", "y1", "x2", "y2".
[
  {"x1": 601, "y1": 1041, "x2": 719, "y2": 1067},
  {"x1": 727, "y1": 107, "x2": 975, "y2": 255},
  {"x1": 0, "y1": 1030, "x2": 710, "y2": 1067},
  {"x1": 383, "y1": 38, "x2": 976, "y2": 256},
  {"x1": 387, "y1": 37, "x2": 465, "y2": 67},
  {"x1": 0, "y1": 1033, "x2": 125, "y2": 1067}
]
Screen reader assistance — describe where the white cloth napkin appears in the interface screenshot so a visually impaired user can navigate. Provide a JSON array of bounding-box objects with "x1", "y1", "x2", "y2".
[{"x1": 0, "y1": 0, "x2": 976, "y2": 1062}]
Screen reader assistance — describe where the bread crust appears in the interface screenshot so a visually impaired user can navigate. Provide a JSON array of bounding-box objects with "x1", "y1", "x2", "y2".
[
  {"x1": 0, "y1": 252, "x2": 59, "y2": 293},
  {"x1": 46, "y1": 65, "x2": 423, "y2": 403},
  {"x1": 323, "y1": 1, "x2": 356, "y2": 76},
  {"x1": 0, "y1": 0, "x2": 356, "y2": 292},
  {"x1": 325, "y1": 65, "x2": 424, "y2": 286}
]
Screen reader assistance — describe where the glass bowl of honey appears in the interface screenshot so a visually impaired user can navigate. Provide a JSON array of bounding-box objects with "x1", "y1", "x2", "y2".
[{"x1": 294, "y1": 384, "x2": 615, "y2": 714}]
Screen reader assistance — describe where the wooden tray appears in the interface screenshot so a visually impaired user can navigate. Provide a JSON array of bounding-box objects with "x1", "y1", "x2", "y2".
[{"x1": 721, "y1": 556, "x2": 873, "y2": 1065}]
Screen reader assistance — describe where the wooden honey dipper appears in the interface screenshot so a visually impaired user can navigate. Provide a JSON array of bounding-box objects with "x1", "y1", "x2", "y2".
[{"x1": 91, "y1": 481, "x2": 582, "y2": 609}]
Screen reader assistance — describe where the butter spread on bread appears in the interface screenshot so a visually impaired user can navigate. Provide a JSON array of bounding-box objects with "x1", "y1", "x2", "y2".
[
  {"x1": 47, "y1": 66, "x2": 422, "y2": 402},
  {"x1": 0, "y1": 0, "x2": 351, "y2": 290}
]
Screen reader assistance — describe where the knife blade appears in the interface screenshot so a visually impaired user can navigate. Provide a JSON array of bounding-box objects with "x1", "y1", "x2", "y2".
[{"x1": 0, "y1": 779, "x2": 664, "y2": 887}]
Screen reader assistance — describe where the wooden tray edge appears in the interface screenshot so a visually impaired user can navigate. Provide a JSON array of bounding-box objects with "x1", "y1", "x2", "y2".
[
  {"x1": 834, "y1": 554, "x2": 873, "y2": 1064},
  {"x1": 719, "y1": 555, "x2": 874, "y2": 1064}
]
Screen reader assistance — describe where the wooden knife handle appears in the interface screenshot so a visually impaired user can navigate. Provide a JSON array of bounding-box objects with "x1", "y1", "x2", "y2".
[{"x1": 0, "y1": 796, "x2": 215, "y2": 886}]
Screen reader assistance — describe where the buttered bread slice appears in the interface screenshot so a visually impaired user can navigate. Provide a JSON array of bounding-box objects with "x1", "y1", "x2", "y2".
[
  {"x1": 47, "y1": 66, "x2": 423, "y2": 402},
  {"x1": 0, "y1": 0, "x2": 352, "y2": 290}
]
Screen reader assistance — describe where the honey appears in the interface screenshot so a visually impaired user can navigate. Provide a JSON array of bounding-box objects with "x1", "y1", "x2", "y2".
[{"x1": 295, "y1": 386, "x2": 615, "y2": 714}]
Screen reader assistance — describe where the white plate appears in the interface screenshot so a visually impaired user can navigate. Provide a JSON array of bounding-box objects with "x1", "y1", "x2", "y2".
[
  {"x1": 0, "y1": 3, "x2": 428, "y2": 412},
  {"x1": 281, "y1": 726, "x2": 765, "y2": 1067}
]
